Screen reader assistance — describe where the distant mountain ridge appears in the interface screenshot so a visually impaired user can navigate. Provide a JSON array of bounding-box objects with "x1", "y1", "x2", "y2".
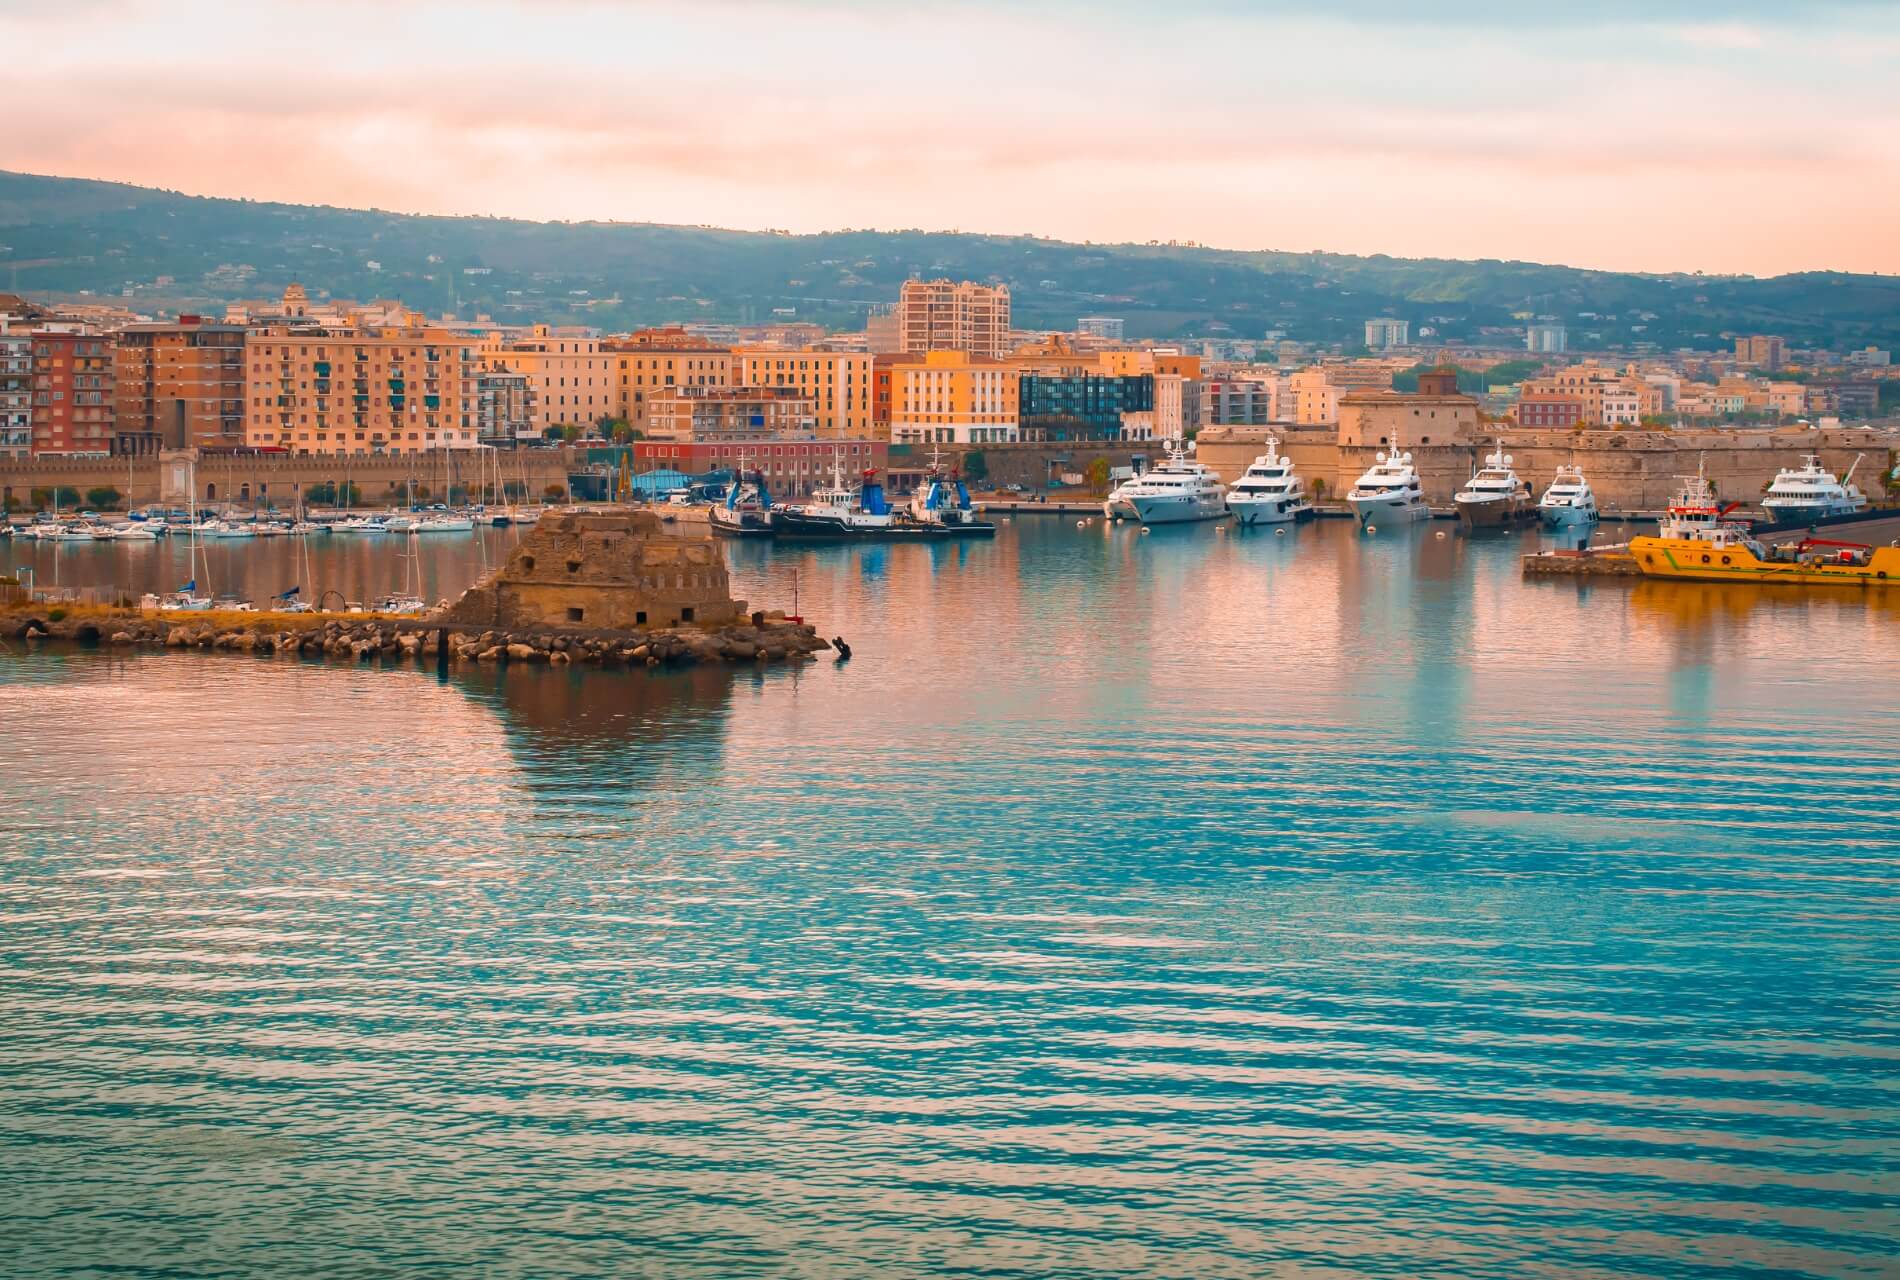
[{"x1": 1, "y1": 169, "x2": 1895, "y2": 351}]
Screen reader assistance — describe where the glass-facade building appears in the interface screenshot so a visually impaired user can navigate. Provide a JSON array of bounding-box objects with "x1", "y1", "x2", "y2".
[{"x1": 1018, "y1": 373, "x2": 1153, "y2": 442}]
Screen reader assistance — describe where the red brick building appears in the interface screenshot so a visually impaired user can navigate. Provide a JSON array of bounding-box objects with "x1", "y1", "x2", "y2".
[
  {"x1": 632, "y1": 439, "x2": 888, "y2": 497},
  {"x1": 31, "y1": 330, "x2": 116, "y2": 456},
  {"x1": 1516, "y1": 395, "x2": 1584, "y2": 429}
]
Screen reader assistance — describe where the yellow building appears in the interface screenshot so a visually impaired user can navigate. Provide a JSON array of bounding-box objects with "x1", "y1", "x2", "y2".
[
  {"x1": 889, "y1": 350, "x2": 1020, "y2": 444},
  {"x1": 482, "y1": 326, "x2": 616, "y2": 434},
  {"x1": 244, "y1": 326, "x2": 479, "y2": 455},
  {"x1": 736, "y1": 349, "x2": 874, "y2": 438},
  {"x1": 1290, "y1": 367, "x2": 1341, "y2": 425},
  {"x1": 607, "y1": 347, "x2": 735, "y2": 432}
]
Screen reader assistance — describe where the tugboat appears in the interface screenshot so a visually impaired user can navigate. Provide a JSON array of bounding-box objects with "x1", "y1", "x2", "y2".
[
  {"x1": 1760, "y1": 454, "x2": 1868, "y2": 525},
  {"x1": 1630, "y1": 464, "x2": 1900, "y2": 587},
  {"x1": 1346, "y1": 442, "x2": 1429, "y2": 525},
  {"x1": 1454, "y1": 443, "x2": 1535, "y2": 528},
  {"x1": 1225, "y1": 435, "x2": 1314, "y2": 527},
  {"x1": 1538, "y1": 463, "x2": 1600, "y2": 528},
  {"x1": 1120, "y1": 436, "x2": 1227, "y2": 525},
  {"x1": 710, "y1": 462, "x2": 775, "y2": 538},
  {"x1": 771, "y1": 457, "x2": 900, "y2": 539},
  {"x1": 908, "y1": 449, "x2": 995, "y2": 536}
]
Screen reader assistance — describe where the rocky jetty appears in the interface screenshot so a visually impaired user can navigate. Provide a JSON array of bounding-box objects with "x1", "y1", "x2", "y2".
[{"x1": 3, "y1": 610, "x2": 832, "y2": 668}]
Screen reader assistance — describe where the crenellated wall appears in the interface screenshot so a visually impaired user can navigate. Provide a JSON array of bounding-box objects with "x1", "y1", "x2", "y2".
[{"x1": 0, "y1": 447, "x2": 582, "y2": 508}]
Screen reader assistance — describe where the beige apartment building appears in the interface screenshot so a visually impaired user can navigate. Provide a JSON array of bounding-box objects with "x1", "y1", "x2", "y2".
[
  {"x1": 736, "y1": 349, "x2": 874, "y2": 438},
  {"x1": 603, "y1": 335, "x2": 735, "y2": 431},
  {"x1": 244, "y1": 326, "x2": 480, "y2": 455},
  {"x1": 898, "y1": 279, "x2": 1012, "y2": 358},
  {"x1": 482, "y1": 326, "x2": 615, "y2": 434}
]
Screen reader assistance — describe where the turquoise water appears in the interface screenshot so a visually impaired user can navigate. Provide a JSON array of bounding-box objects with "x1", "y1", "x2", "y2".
[{"x1": 2, "y1": 519, "x2": 1898, "y2": 1278}]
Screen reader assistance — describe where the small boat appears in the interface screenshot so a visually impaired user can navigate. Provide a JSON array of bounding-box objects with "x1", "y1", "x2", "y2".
[
  {"x1": 710, "y1": 464, "x2": 775, "y2": 538},
  {"x1": 1347, "y1": 445, "x2": 1430, "y2": 525},
  {"x1": 197, "y1": 519, "x2": 256, "y2": 539},
  {"x1": 907, "y1": 449, "x2": 995, "y2": 535},
  {"x1": 1454, "y1": 443, "x2": 1535, "y2": 529},
  {"x1": 157, "y1": 589, "x2": 214, "y2": 611},
  {"x1": 413, "y1": 515, "x2": 475, "y2": 533},
  {"x1": 1760, "y1": 454, "x2": 1868, "y2": 525},
  {"x1": 253, "y1": 521, "x2": 290, "y2": 537},
  {"x1": 331, "y1": 517, "x2": 390, "y2": 534},
  {"x1": 108, "y1": 523, "x2": 159, "y2": 541},
  {"x1": 1225, "y1": 436, "x2": 1314, "y2": 527},
  {"x1": 1539, "y1": 465, "x2": 1600, "y2": 527},
  {"x1": 383, "y1": 515, "x2": 417, "y2": 533},
  {"x1": 43, "y1": 523, "x2": 103, "y2": 542},
  {"x1": 1122, "y1": 437, "x2": 1227, "y2": 525},
  {"x1": 286, "y1": 521, "x2": 326, "y2": 535},
  {"x1": 372, "y1": 594, "x2": 429, "y2": 615}
]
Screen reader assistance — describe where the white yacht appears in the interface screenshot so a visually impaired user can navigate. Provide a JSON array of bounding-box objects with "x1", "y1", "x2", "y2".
[
  {"x1": 1225, "y1": 436, "x2": 1313, "y2": 526},
  {"x1": 196, "y1": 519, "x2": 256, "y2": 539},
  {"x1": 1123, "y1": 439, "x2": 1227, "y2": 525},
  {"x1": 1346, "y1": 446, "x2": 1430, "y2": 525},
  {"x1": 331, "y1": 516, "x2": 391, "y2": 534},
  {"x1": 1454, "y1": 444, "x2": 1534, "y2": 529},
  {"x1": 1538, "y1": 465, "x2": 1599, "y2": 527},
  {"x1": 414, "y1": 514, "x2": 475, "y2": 533},
  {"x1": 1103, "y1": 473, "x2": 1142, "y2": 520},
  {"x1": 108, "y1": 523, "x2": 159, "y2": 541},
  {"x1": 1761, "y1": 454, "x2": 1868, "y2": 524}
]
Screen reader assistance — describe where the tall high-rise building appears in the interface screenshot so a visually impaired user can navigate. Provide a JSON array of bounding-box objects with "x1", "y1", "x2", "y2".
[
  {"x1": 30, "y1": 329, "x2": 116, "y2": 457},
  {"x1": 113, "y1": 318, "x2": 248, "y2": 455},
  {"x1": 1735, "y1": 334, "x2": 1786, "y2": 371},
  {"x1": 1363, "y1": 318, "x2": 1409, "y2": 350},
  {"x1": 1526, "y1": 322, "x2": 1568, "y2": 354},
  {"x1": 244, "y1": 325, "x2": 479, "y2": 455},
  {"x1": 897, "y1": 279, "x2": 1011, "y2": 358},
  {"x1": 1077, "y1": 316, "x2": 1125, "y2": 341}
]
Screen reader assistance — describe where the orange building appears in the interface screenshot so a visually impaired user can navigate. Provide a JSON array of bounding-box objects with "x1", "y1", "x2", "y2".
[
  {"x1": 889, "y1": 350, "x2": 1019, "y2": 444},
  {"x1": 30, "y1": 329, "x2": 116, "y2": 457},
  {"x1": 113, "y1": 317, "x2": 248, "y2": 454},
  {"x1": 483, "y1": 326, "x2": 616, "y2": 434},
  {"x1": 735, "y1": 349, "x2": 873, "y2": 438},
  {"x1": 244, "y1": 325, "x2": 480, "y2": 455},
  {"x1": 602, "y1": 335, "x2": 734, "y2": 432}
]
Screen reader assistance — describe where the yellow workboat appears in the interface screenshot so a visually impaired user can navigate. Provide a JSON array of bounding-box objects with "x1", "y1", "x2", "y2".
[{"x1": 1631, "y1": 469, "x2": 1900, "y2": 587}]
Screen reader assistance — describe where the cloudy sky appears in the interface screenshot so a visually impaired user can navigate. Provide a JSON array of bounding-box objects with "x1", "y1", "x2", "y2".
[{"x1": 4, "y1": 0, "x2": 1897, "y2": 276}]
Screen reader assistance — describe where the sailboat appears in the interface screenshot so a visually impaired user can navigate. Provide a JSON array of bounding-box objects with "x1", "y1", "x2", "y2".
[
  {"x1": 161, "y1": 462, "x2": 214, "y2": 610},
  {"x1": 374, "y1": 530, "x2": 429, "y2": 614}
]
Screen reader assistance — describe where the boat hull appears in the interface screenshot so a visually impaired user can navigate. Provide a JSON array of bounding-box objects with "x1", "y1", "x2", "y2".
[
  {"x1": 1227, "y1": 498, "x2": 1314, "y2": 527},
  {"x1": 1630, "y1": 535, "x2": 1900, "y2": 586},
  {"x1": 1130, "y1": 494, "x2": 1226, "y2": 525},
  {"x1": 1540, "y1": 504, "x2": 1598, "y2": 528},
  {"x1": 769, "y1": 510, "x2": 969, "y2": 540},
  {"x1": 1348, "y1": 495, "x2": 1429, "y2": 525},
  {"x1": 710, "y1": 510, "x2": 775, "y2": 538},
  {"x1": 1456, "y1": 496, "x2": 1534, "y2": 528}
]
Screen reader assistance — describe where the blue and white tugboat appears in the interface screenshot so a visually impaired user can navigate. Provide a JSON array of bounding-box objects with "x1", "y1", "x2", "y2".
[
  {"x1": 710, "y1": 461, "x2": 775, "y2": 538},
  {"x1": 908, "y1": 449, "x2": 995, "y2": 536}
]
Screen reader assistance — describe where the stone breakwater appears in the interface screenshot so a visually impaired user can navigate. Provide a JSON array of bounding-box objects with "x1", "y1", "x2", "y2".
[{"x1": 4, "y1": 610, "x2": 833, "y2": 668}]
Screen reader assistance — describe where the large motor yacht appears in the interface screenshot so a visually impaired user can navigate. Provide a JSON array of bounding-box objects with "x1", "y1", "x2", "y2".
[
  {"x1": 1225, "y1": 436, "x2": 1314, "y2": 527},
  {"x1": 1454, "y1": 444, "x2": 1534, "y2": 529},
  {"x1": 1538, "y1": 465, "x2": 1600, "y2": 527},
  {"x1": 1346, "y1": 445, "x2": 1429, "y2": 525},
  {"x1": 1760, "y1": 454, "x2": 1868, "y2": 525},
  {"x1": 1122, "y1": 439, "x2": 1227, "y2": 525}
]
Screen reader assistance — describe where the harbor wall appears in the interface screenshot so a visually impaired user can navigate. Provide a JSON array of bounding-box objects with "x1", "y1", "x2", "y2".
[
  {"x1": 1196, "y1": 425, "x2": 1898, "y2": 512},
  {"x1": 0, "y1": 448, "x2": 582, "y2": 509}
]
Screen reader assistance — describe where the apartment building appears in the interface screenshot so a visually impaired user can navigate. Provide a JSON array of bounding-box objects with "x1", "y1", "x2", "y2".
[
  {"x1": 897, "y1": 279, "x2": 1011, "y2": 358},
  {"x1": 30, "y1": 329, "x2": 116, "y2": 457},
  {"x1": 1364, "y1": 318, "x2": 1409, "y2": 350},
  {"x1": 476, "y1": 370, "x2": 538, "y2": 447},
  {"x1": 889, "y1": 350, "x2": 1019, "y2": 444},
  {"x1": 113, "y1": 318, "x2": 248, "y2": 454},
  {"x1": 484, "y1": 326, "x2": 615, "y2": 434},
  {"x1": 0, "y1": 325, "x2": 29, "y2": 458},
  {"x1": 1735, "y1": 334, "x2": 1787, "y2": 371},
  {"x1": 602, "y1": 333, "x2": 734, "y2": 432},
  {"x1": 645, "y1": 388, "x2": 816, "y2": 442},
  {"x1": 244, "y1": 326, "x2": 479, "y2": 455},
  {"x1": 736, "y1": 349, "x2": 873, "y2": 438},
  {"x1": 1201, "y1": 376, "x2": 1286, "y2": 426},
  {"x1": 1018, "y1": 373, "x2": 1154, "y2": 443}
]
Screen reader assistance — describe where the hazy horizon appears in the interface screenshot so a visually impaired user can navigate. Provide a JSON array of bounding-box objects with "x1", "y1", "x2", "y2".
[{"x1": 5, "y1": 0, "x2": 1898, "y2": 278}]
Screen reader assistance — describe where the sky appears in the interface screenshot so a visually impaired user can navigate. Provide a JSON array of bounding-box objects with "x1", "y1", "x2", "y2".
[{"x1": 3, "y1": 0, "x2": 1898, "y2": 277}]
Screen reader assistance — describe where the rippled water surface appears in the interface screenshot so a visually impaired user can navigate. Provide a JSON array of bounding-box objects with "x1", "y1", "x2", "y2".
[{"x1": 3, "y1": 519, "x2": 1898, "y2": 1278}]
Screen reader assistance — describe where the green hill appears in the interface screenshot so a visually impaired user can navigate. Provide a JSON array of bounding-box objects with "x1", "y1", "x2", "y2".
[{"x1": 1, "y1": 169, "x2": 1894, "y2": 351}]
